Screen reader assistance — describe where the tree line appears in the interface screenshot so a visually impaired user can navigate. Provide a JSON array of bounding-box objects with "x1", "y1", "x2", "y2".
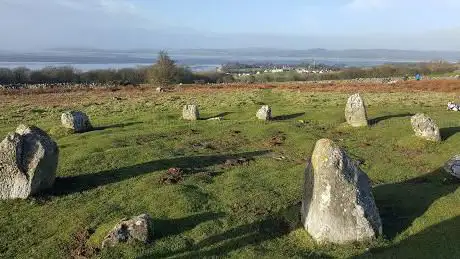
[{"x1": 0, "y1": 52, "x2": 457, "y2": 87}]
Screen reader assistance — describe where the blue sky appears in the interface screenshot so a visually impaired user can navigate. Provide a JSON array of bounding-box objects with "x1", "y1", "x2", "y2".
[{"x1": 1, "y1": 0, "x2": 460, "y2": 50}]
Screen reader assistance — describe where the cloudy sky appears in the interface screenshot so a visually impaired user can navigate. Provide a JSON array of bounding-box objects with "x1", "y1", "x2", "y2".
[{"x1": 1, "y1": 0, "x2": 460, "y2": 50}]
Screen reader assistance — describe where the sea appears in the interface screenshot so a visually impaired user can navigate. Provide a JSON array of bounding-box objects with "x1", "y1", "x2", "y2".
[{"x1": 0, "y1": 53, "x2": 442, "y2": 72}]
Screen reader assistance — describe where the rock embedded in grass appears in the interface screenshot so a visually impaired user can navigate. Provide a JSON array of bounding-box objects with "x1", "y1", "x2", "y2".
[
  {"x1": 301, "y1": 138, "x2": 382, "y2": 244},
  {"x1": 0, "y1": 125, "x2": 59, "y2": 199},
  {"x1": 102, "y1": 214, "x2": 154, "y2": 248},
  {"x1": 61, "y1": 111, "x2": 92, "y2": 133},
  {"x1": 182, "y1": 105, "x2": 200, "y2": 121},
  {"x1": 256, "y1": 105, "x2": 272, "y2": 120},
  {"x1": 410, "y1": 113, "x2": 441, "y2": 142},
  {"x1": 444, "y1": 155, "x2": 460, "y2": 179},
  {"x1": 345, "y1": 93, "x2": 368, "y2": 127}
]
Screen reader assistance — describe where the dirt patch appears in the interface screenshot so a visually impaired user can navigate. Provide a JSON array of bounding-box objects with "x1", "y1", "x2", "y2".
[
  {"x1": 267, "y1": 131, "x2": 287, "y2": 147},
  {"x1": 160, "y1": 168, "x2": 184, "y2": 184},
  {"x1": 69, "y1": 228, "x2": 98, "y2": 259}
]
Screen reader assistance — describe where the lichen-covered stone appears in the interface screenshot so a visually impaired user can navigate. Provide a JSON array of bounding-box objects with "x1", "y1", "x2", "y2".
[
  {"x1": 0, "y1": 125, "x2": 59, "y2": 199},
  {"x1": 301, "y1": 139, "x2": 382, "y2": 244},
  {"x1": 102, "y1": 214, "x2": 154, "y2": 248},
  {"x1": 61, "y1": 111, "x2": 92, "y2": 132},
  {"x1": 182, "y1": 105, "x2": 199, "y2": 121},
  {"x1": 345, "y1": 93, "x2": 368, "y2": 127},
  {"x1": 410, "y1": 113, "x2": 441, "y2": 142},
  {"x1": 256, "y1": 105, "x2": 272, "y2": 120},
  {"x1": 444, "y1": 155, "x2": 460, "y2": 179}
]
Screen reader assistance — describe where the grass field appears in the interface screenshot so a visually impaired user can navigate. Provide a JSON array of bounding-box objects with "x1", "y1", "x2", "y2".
[{"x1": 0, "y1": 81, "x2": 459, "y2": 258}]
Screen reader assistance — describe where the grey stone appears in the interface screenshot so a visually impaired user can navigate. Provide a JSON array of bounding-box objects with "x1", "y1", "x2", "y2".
[
  {"x1": 207, "y1": 117, "x2": 223, "y2": 121},
  {"x1": 444, "y1": 155, "x2": 460, "y2": 179},
  {"x1": 256, "y1": 105, "x2": 272, "y2": 120},
  {"x1": 410, "y1": 113, "x2": 441, "y2": 142},
  {"x1": 0, "y1": 125, "x2": 59, "y2": 199},
  {"x1": 102, "y1": 214, "x2": 154, "y2": 248},
  {"x1": 182, "y1": 105, "x2": 199, "y2": 121},
  {"x1": 345, "y1": 93, "x2": 368, "y2": 127},
  {"x1": 61, "y1": 111, "x2": 92, "y2": 132},
  {"x1": 301, "y1": 139, "x2": 382, "y2": 244}
]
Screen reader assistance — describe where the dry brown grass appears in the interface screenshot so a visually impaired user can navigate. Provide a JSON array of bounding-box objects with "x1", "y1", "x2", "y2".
[{"x1": 1, "y1": 80, "x2": 459, "y2": 108}]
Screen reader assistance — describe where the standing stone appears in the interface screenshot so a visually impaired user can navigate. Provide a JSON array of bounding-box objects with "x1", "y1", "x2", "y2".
[
  {"x1": 301, "y1": 139, "x2": 382, "y2": 244},
  {"x1": 0, "y1": 125, "x2": 59, "y2": 199},
  {"x1": 345, "y1": 93, "x2": 368, "y2": 127},
  {"x1": 182, "y1": 105, "x2": 199, "y2": 121},
  {"x1": 410, "y1": 113, "x2": 441, "y2": 142},
  {"x1": 61, "y1": 111, "x2": 92, "y2": 133},
  {"x1": 102, "y1": 214, "x2": 154, "y2": 248},
  {"x1": 444, "y1": 155, "x2": 460, "y2": 179},
  {"x1": 256, "y1": 105, "x2": 272, "y2": 120}
]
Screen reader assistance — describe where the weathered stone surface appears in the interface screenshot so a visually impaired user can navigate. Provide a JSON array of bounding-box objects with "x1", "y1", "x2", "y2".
[
  {"x1": 444, "y1": 155, "x2": 460, "y2": 179},
  {"x1": 256, "y1": 105, "x2": 272, "y2": 120},
  {"x1": 301, "y1": 139, "x2": 382, "y2": 244},
  {"x1": 61, "y1": 111, "x2": 92, "y2": 132},
  {"x1": 345, "y1": 93, "x2": 368, "y2": 127},
  {"x1": 182, "y1": 105, "x2": 199, "y2": 121},
  {"x1": 0, "y1": 125, "x2": 59, "y2": 199},
  {"x1": 410, "y1": 113, "x2": 441, "y2": 142},
  {"x1": 102, "y1": 214, "x2": 154, "y2": 248}
]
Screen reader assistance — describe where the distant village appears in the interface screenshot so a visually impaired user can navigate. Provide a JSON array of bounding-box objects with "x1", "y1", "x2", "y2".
[{"x1": 218, "y1": 62, "x2": 342, "y2": 77}]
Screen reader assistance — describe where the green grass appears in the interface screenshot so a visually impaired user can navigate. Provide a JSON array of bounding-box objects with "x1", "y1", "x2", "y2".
[{"x1": 0, "y1": 89, "x2": 459, "y2": 258}]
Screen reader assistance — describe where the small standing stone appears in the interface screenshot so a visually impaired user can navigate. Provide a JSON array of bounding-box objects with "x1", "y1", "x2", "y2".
[
  {"x1": 0, "y1": 125, "x2": 59, "y2": 199},
  {"x1": 301, "y1": 139, "x2": 382, "y2": 244},
  {"x1": 256, "y1": 105, "x2": 272, "y2": 120},
  {"x1": 345, "y1": 93, "x2": 368, "y2": 127},
  {"x1": 61, "y1": 111, "x2": 92, "y2": 133},
  {"x1": 182, "y1": 105, "x2": 200, "y2": 121},
  {"x1": 444, "y1": 155, "x2": 460, "y2": 179},
  {"x1": 410, "y1": 113, "x2": 441, "y2": 142},
  {"x1": 102, "y1": 214, "x2": 154, "y2": 248}
]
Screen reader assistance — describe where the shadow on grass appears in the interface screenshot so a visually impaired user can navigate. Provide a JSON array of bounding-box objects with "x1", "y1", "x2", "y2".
[
  {"x1": 200, "y1": 112, "x2": 233, "y2": 120},
  {"x1": 142, "y1": 203, "x2": 327, "y2": 259},
  {"x1": 154, "y1": 212, "x2": 226, "y2": 239},
  {"x1": 358, "y1": 216, "x2": 460, "y2": 258},
  {"x1": 369, "y1": 113, "x2": 414, "y2": 126},
  {"x1": 373, "y1": 168, "x2": 459, "y2": 240},
  {"x1": 52, "y1": 150, "x2": 270, "y2": 196},
  {"x1": 440, "y1": 126, "x2": 460, "y2": 140},
  {"x1": 91, "y1": 122, "x2": 143, "y2": 131},
  {"x1": 272, "y1": 112, "x2": 305, "y2": 121}
]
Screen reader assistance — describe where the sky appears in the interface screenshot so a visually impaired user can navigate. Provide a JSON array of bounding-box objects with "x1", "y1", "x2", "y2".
[{"x1": 1, "y1": 0, "x2": 460, "y2": 51}]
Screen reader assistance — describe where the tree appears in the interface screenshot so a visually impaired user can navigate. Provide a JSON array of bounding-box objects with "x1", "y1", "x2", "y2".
[{"x1": 150, "y1": 51, "x2": 178, "y2": 85}]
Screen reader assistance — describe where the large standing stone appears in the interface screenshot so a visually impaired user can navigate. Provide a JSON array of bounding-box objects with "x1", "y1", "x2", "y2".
[
  {"x1": 345, "y1": 93, "x2": 368, "y2": 127},
  {"x1": 61, "y1": 111, "x2": 92, "y2": 132},
  {"x1": 444, "y1": 155, "x2": 460, "y2": 179},
  {"x1": 410, "y1": 113, "x2": 441, "y2": 142},
  {"x1": 182, "y1": 105, "x2": 200, "y2": 121},
  {"x1": 102, "y1": 214, "x2": 154, "y2": 248},
  {"x1": 301, "y1": 139, "x2": 382, "y2": 244},
  {"x1": 0, "y1": 125, "x2": 59, "y2": 199},
  {"x1": 256, "y1": 105, "x2": 272, "y2": 120}
]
